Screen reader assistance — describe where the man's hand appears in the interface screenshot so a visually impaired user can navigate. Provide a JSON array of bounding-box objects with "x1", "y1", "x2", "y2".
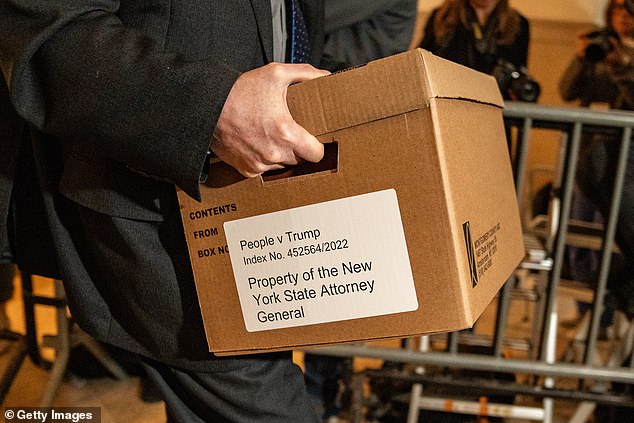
[
  {"x1": 574, "y1": 33, "x2": 592, "y2": 59},
  {"x1": 211, "y1": 63, "x2": 330, "y2": 178}
]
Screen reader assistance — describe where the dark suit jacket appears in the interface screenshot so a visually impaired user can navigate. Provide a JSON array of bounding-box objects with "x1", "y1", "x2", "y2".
[
  {"x1": 0, "y1": 0, "x2": 324, "y2": 369},
  {"x1": 321, "y1": 0, "x2": 417, "y2": 70},
  {"x1": 0, "y1": 77, "x2": 22, "y2": 263}
]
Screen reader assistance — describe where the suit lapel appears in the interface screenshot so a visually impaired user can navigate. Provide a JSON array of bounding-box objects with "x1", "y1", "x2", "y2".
[{"x1": 249, "y1": 0, "x2": 273, "y2": 63}]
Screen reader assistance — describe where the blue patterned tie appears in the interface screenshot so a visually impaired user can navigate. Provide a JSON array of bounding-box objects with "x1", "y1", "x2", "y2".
[{"x1": 288, "y1": 0, "x2": 311, "y2": 63}]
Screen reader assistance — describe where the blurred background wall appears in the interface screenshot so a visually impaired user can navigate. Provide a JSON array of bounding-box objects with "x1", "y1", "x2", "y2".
[{"x1": 418, "y1": 0, "x2": 608, "y2": 24}]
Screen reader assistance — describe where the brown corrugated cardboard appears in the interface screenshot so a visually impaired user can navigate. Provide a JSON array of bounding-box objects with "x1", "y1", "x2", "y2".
[{"x1": 177, "y1": 49, "x2": 525, "y2": 356}]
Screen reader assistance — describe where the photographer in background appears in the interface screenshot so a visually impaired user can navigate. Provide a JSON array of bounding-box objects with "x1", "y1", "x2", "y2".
[
  {"x1": 559, "y1": 4, "x2": 634, "y2": 420},
  {"x1": 557, "y1": 0, "x2": 634, "y2": 356},
  {"x1": 559, "y1": 0, "x2": 634, "y2": 109},
  {"x1": 420, "y1": 0, "x2": 538, "y2": 101}
]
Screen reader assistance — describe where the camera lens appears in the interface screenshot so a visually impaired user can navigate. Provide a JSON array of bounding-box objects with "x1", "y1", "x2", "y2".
[
  {"x1": 583, "y1": 30, "x2": 615, "y2": 62},
  {"x1": 585, "y1": 42, "x2": 609, "y2": 62},
  {"x1": 510, "y1": 78, "x2": 541, "y2": 103}
]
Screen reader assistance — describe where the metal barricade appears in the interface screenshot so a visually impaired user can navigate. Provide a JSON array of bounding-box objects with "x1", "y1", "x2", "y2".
[{"x1": 305, "y1": 102, "x2": 634, "y2": 423}]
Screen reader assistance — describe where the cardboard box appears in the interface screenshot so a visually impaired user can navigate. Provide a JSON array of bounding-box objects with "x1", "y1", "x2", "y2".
[{"x1": 177, "y1": 49, "x2": 525, "y2": 356}]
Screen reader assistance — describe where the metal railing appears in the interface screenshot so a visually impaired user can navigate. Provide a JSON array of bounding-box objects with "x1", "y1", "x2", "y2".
[{"x1": 305, "y1": 102, "x2": 634, "y2": 422}]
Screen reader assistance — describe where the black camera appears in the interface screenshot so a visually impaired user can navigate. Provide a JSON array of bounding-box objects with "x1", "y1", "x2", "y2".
[
  {"x1": 492, "y1": 59, "x2": 541, "y2": 103},
  {"x1": 584, "y1": 29, "x2": 619, "y2": 62}
]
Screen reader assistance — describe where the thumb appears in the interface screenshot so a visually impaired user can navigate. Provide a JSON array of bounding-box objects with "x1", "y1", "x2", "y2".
[{"x1": 292, "y1": 127, "x2": 324, "y2": 163}]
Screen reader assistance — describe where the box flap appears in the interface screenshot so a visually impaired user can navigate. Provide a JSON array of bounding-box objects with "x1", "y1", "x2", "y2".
[
  {"x1": 418, "y1": 49, "x2": 504, "y2": 109},
  {"x1": 287, "y1": 49, "x2": 504, "y2": 137},
  {"x1": 287, "y1": 49, "x2": 429, "y2": 136}
]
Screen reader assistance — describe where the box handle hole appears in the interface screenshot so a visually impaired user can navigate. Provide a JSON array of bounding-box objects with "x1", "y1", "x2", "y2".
[{"x1": 262, "y1": 142, "x2": 338, "y2": 182}]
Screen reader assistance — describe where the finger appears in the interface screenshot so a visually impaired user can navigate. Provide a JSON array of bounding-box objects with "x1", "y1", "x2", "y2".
[
  {"x1": 276, "y1": 153, "x2": 301, "y2": 167},
  {"x1": 291, "y1": 127, "x2": 324, "y2": 163},
  {"x1": 242, "y1": 161, "x2": 290, "y2": 178},
  {"x1": 241, "y1": 170, "x2": 262, "y2": 179},
  {"x1": 280, "y1": 63, "x2": 330, "y2": 85}
]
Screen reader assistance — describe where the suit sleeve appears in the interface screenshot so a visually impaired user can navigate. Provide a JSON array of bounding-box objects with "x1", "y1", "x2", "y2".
[
  {"x1": 0, "y1": 0, "x2": 239, "y2": 200},
  {"x1": 324, "y1": 0, "x2": 415, "y2": 33}
]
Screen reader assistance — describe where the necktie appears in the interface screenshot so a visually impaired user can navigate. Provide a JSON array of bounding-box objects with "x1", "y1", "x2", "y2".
[{"x1": 288, "y1": 0, "x2": 311, "y2": 63}]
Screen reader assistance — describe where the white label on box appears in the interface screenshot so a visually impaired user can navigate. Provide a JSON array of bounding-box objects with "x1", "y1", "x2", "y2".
[{"x1": 223, "y1": 189, "x2": 418, "y2": 332}]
